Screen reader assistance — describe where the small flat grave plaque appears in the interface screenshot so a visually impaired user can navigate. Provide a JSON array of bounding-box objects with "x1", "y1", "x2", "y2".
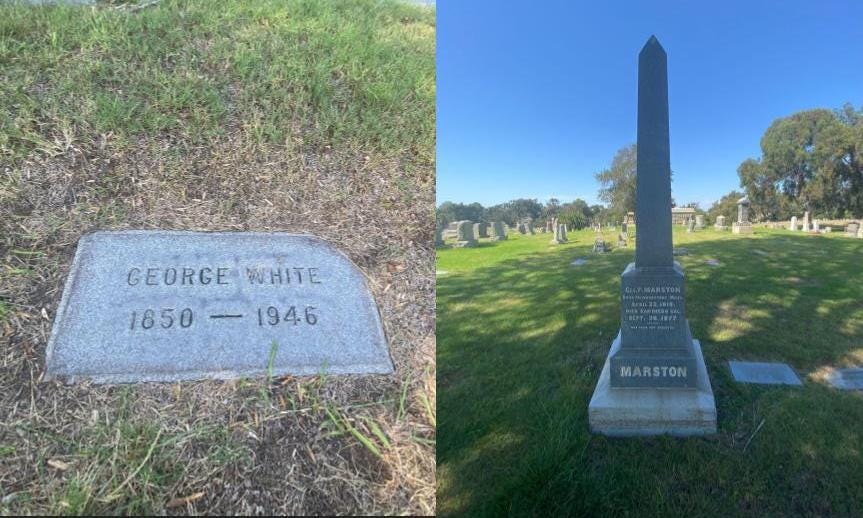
[
  {"x1": 45, "y1": 231, "x2": 393, "y2": 383},
  {"x1": 570, "y1": 258, "x2": 587, "y2": 266},
  {"x1": 729, "y1": 361, "x2": 802, "y2": 386},
  {"x1": 825, "y1": 368, "x2": 863, "y2": 391}
]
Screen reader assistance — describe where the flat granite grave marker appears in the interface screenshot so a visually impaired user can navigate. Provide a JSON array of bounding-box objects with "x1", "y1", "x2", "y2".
[
  {"x1": 45, "y1": 231, "x2": 393, "y2": 383},
  {"x1": 825, "y1": 368, "x2": 863, "y2": 391},
  {"x1": 589, "y1": 36, "x2": 716, "y2": 436},
  {"x1": 729, "y1": 361, "x2": 802, "y2": 386}
]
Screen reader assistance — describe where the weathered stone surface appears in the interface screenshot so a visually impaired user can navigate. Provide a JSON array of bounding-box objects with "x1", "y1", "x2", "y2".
[
  {"x1": 695, "y1": 214, "x2": 704, "y2": 229},
  {"x1": 733, "y1": 196, "x2": 753, "y2": 234},
  {"x1": 45, "y1": 231, "x2": 393, "y2": 384},
  {"x1": 790, "y1": 216, "x2": 797, "y2": 231},
  {"x1": 490, "y1": 221, "x2": 507, "y2": 241},
  {"x1": 802, "y1": 211, "x2": 810, "y2": 232},
  {"x1": 728, "y1": 361, "x2": 802, "y2": 386},
  {"x1": 454, "y1": 220, "x2": 477, "y2": 247},
  {"x1": 589, "y1": 333, "x2": 717, "y2": 436},
  {"x1": 714, "y1": 215, "x2": 727, "y2": 230}
]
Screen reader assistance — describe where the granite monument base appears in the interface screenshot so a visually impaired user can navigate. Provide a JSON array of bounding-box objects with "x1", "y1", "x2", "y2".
[
  {"x1": 732, "y1": 223, "x2": 753, "y2": 235},
  {"x1": 589, "y1": 331, "x2": 717, "y2": 436}
]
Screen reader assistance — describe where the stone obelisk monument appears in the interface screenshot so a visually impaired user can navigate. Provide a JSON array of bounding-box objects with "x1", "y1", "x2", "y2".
[{"x1": 588, "y1": 36, "x2": 716, "y2": 436}]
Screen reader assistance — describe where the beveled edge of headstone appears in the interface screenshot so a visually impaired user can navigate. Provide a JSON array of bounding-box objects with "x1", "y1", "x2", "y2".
[{"x1": 43, "y1": 230, "x2": 394, "y2": 383}]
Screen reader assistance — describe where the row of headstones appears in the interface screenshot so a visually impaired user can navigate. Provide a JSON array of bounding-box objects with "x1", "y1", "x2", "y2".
[
  {"x1": 788, "y1": 213, "x2": 863, "y2": 237},
  {"x1": 437, "y1": 220, "x2": 508, "y2": 247}
]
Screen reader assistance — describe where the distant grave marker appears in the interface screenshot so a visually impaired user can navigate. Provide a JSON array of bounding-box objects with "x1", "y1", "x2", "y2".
[
  {"x1": 825, "y1": 368, "x2": 863, "y2": 391},
  {"x1": 732, "y1": 196, "x2": 753, "y2": 235},
  {"x1": 729, "y1": 361, "x2": 802, "y2": 386},
  {"x1": 45, "y1": 232, "x2": 393, "y2": 384}
]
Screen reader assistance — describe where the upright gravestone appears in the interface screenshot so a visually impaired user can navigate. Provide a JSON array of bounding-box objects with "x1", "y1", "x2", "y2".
[
  {"x1": 695, "y1": 214, "x2": 704, "y2": 229},
  {"x1": 526, "y1": 220, "x2": 535, "y2": 235},
  {"x1": 546, "y1": 220, "x2": 553, "y2": 233},
  {"x1": 714, "y1": 214, "x2": 727, "y2": 230},
  {"x1": 44, "y1": 231, "x2": 393, "y2": 383},
  {"x1": 845, "y1": 222, "x2": 858, "y2": 236},
  {"x1": 686, "y1": 219, "x2": 695, "y2": 233},
  {"x1": 813, "y1": 219, "x2": 820, "y2": 232},
  {"x1": 517, "y1": 222, "x2": 527, "y2": 234},
  {"x1": 473, "y1": 222, "x2": 489, "y2": 239},
  {"x1": 549, "y1": 223, "x2": 563, "y2": 245},
  {"x1": 732, "y1": 196, "x2": 753, "y2": 235},
  {"x1": 589, "y1": 37, "x2": 716, "y2": 436},
  {"x1": 790, "y1": 216, "x2": 797, "y2": 231},
  {"x1": 559, "y1": 224, "x2": 568, "y2": 243},
  {"x1": 802, "y1": 211, "x2": 810, "y2": 232},
  {"x1": 454, "y1": 220, "x2": 478, "y2": 248},
  {"x1": 490, "y1": 221, "x2": 507, "y2": 241},
  {"x1": 621, "y1": 222, "x2": 629, "y2": 236},
  {"x1": 858, "y1": 222, "x2": 863, "y2": 239}
]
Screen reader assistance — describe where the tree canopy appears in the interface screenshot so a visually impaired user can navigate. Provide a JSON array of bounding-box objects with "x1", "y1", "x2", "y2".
[
  {"x1": 738, "y1": 103, "x2": 863, "y2": 220},
  {"x1": 595, "y1": 143, "x2": 637, "y2": 223}
]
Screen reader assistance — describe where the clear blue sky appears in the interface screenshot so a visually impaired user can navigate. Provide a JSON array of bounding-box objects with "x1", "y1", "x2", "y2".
[{"x1": 437, "y1": 0, "x2": 863, "y2": 209}]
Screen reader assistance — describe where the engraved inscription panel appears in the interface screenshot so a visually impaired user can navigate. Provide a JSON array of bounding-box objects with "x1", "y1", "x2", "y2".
[
  {"x1": 622, "y1": 285, "x2": 683, "y2": 332},
  {"x1": 45, "y1": 231, "x2": 392, "y2": 383}
]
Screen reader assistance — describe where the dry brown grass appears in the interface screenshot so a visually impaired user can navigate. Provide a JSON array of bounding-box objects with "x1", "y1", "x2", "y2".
[{"x1": 0, "y1": 132, "x2": 436, "y2": 513}]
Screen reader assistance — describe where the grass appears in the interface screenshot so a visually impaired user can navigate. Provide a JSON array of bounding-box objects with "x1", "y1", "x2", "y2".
[
  {"x1": 0, "y1": 0, "x2": 435, "y2": 514},
  {"x1": 0, "y1": 0, "x2": 434, "y2": 161},
  {"x1": 437, "y1": 227, "x2": 863, "y2": 516}
]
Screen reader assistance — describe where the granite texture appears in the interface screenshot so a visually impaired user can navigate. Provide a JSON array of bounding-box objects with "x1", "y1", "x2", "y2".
[
  {"x1": 45, "y1": 231, "x2": 393, "y2": 384},
  {"x1": 490, "y1": 221, "x2": 507, "y2": 241},
  {"x1": 454, "y1": 220, "x2": 477, "y2": 247},
  {"x1": 634, "y1": 36, "x2": 673, "y2": 269},
  {"x1": 825, "y1": 368, "x2": 863, "y2": 390},
  {"x1": 589, "y1": 333, "x2": 717, "y2": 436},
  {"x1": 590, "y1": 37, "x2": 714, "y2": 428},
  {"x1": 728, "y1": 361, "x2": 802, "y2": 386}
]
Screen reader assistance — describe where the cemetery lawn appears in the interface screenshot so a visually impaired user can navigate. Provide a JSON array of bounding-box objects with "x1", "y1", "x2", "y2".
[
  {"x1": 0, "y1": 0, "x2": 434, "y2": 515},
  {"x1": 437, "y1": 228, "x2": 863, "y2": 516}
]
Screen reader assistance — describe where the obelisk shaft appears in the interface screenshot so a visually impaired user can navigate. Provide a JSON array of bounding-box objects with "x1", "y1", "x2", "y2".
[{"x1": 635, "y1": 36, "x2": 673, "y2": 268}]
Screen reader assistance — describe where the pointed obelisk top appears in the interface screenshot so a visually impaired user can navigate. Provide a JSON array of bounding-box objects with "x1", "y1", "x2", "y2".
[
  {"x1": 640, "y1": 35, "x2": 666, "y2": 58},
  {"x1": 634, "y1": 34, "x2": 672, "y2": 267}
]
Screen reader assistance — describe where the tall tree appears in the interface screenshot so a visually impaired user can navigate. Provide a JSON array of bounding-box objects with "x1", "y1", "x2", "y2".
[
  {"x1": 739, "y1": 105, "x2": 863, "y2": 219},
  {"x1": 595, "y1": 144, "x2": 637, "y2": 222},
  {"x1": 707, "y1": 190, "x2": 744, "y2": 225}
]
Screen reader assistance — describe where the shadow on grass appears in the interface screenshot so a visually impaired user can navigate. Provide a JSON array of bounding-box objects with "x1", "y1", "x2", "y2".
[{"x1": 437, "y1": 230, "x2": 863, "y2": 516}]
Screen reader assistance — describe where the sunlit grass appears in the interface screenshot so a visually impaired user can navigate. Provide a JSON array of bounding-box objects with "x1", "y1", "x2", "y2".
[{"x1": 438, "y1": 227, "x2": 863, "y2": 516}]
